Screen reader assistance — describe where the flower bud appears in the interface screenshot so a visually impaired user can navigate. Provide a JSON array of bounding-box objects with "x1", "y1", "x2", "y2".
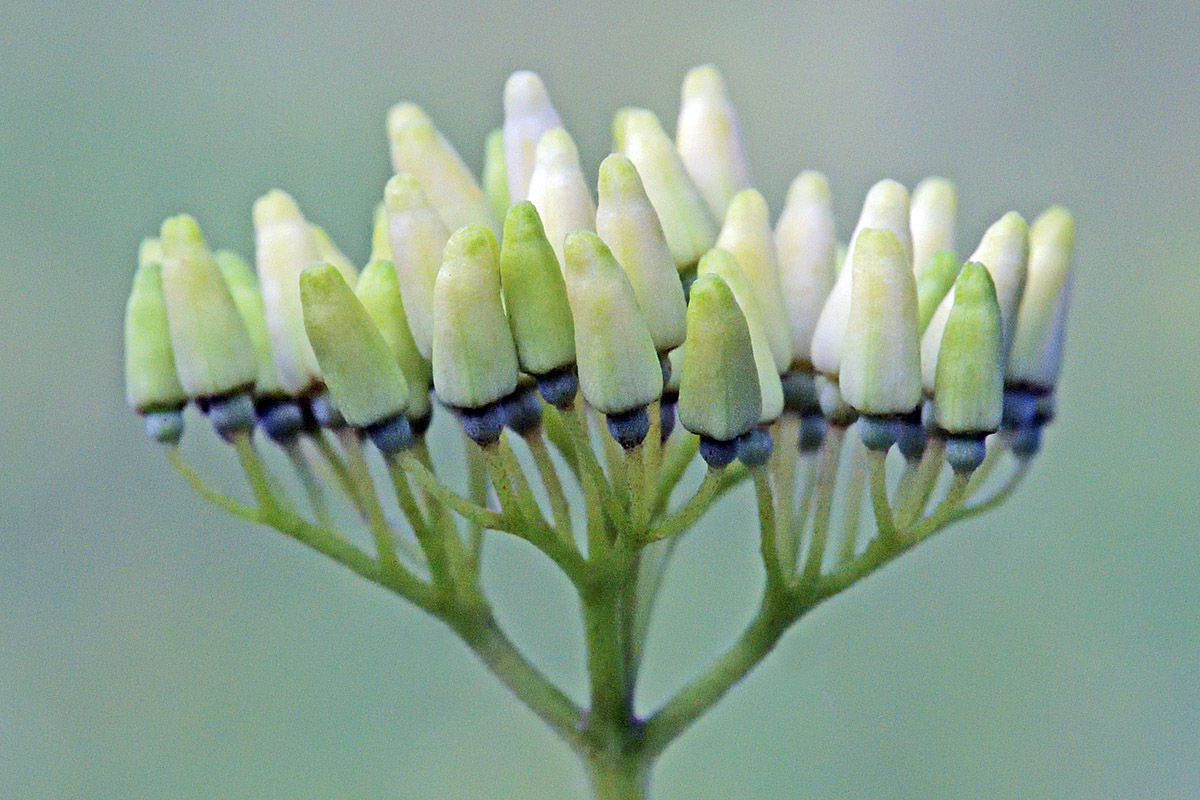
[
  {"x1": 697, "y1": 248, "x2": 784, "y2": 423},
  {"x1": 482, "y1": 128, "x2": 510, "y2": 224},
  {"x1": 810, "y1": 179, "x2": 911, "y2": 378},
  {"x1": 932, "y1": 262, "x2": 1004, "y2": 435},
  {"x1": 595, "y1": 154, "x2": 687, "y2": 353},
  {"x1": 384, "y1": 173, "x2": 449, "y2": 360},
  {"x1": 499, "y1": 202, "x2": 576, "y2": 376},
  {"x1": 215, "y1": 250, "x2": 285, "y2": 400},
  {"x1": 775, "y1": 171, "x2": 837, "y2": 370},
  {"x1": 677, "y1": 273, "x2": 761, "y2": 442},
  {"x1": 160, "y1": 215, "x2": 257, "y2": 400},
  {"x1": 615, "y1": 108, "x2": 717, "y2": 271},
  {"x1": 910, "y1": 177, "x2": 957, "y2": 276},
  {"x1": 916, "y1": 250, "x2": 961, "y2": 332},
  {"x1": 527, "y1": 127, "x2": 595, "y2": 268},
  {"x1": 301, "y1": 262, "x2": 409, "y2": 429},
  {"x1": 432, "y1": 226, "x2": 520, "y2": 409},
  {"x1": 562, "y1": 231, "x2": 663, "y2": 415},
  {"x1": 253, "y1": 190, "x2": 323, "y2": 395},
  {"x1": 503, "y1": 71, "x2": 563, "y2": 204},
  {"x1": 716, "y1": 189, "x2": 792, "y2": 373},
  {"x1": 387, "y1": 102, "x2": 496, "y2": 234},
  {"x1": 310, "y1": 224, "x2": 358, "y2": 286},
  {"x1": 372, "y1": 203, "x2": 391, "y2": 261},
  {"x1": 839, "y1": 229, "x2": 921, "y2": 416},
  {"x1": 125, "y1": 239, "x2": 186, "y2": 413},
  {"x1": 1007, "y1": 206, "x2": 1075, "y2": 391},
  {"x1": 356, "y1": 258, "x2": 434, "y2": 423},
  {"x1": 675, "y1": 64, "x2": 751, "y2": 219}
]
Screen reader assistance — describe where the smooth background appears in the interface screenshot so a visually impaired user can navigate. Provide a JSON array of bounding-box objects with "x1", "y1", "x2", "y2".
[{"x1": 3, "y1": 2, "x2": 1198, "y2": 798}]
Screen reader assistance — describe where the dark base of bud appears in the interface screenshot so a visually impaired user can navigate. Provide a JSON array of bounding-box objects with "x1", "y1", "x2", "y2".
[
  {"x1": 209, "y1": 393, "x2": 256, "y2": 441},
  {"x1": 896, "y1": 412, "x2": 927, "y2": 462},
  {"x1": 659, "y1": 400, "x2": 677, "y2": 443},
  {"x1": 736, "y1": 427, "x2": 774, "y2": 467},
  {"x1": 945, "y1": 434, "x2": 988, "y2": 474},
  {"x1": 679, "y1": 266, "x2": 698, "y2": 300},
  {"x1": 658, "y1": 353, "x2": 673, "y2": 388},
  {"x1": 503, "y1": 386, "x2": 544, "y2": 436},
  {"x1": 699, "y1": 436, "x2": 738, "y2": 468},
  {"x1": 1009, "y1": 423, "x2": 1043, "y2": 459},
  {"x1": 782, "y1": 370, "x2": 821, "y2": 415},
  {"x1": 858, "y1": 414, "x2": 902, "y2": 453},
  {"x1": 309, "y1": 394, "x2": 346, "y2": 429},
  {"x1": 606, "y1": 406, "x2": 650, "y2": 450},
  {"x1": 256, "y1": 399, "x2": 305, "y2": 443},
  {"x1": 798, "y1": 413, "x2": 827, "y2": 453},
  {"x1": 365, "y1": 413, "x2": 414, "y2": 455},
  {"x1": 455, "y1": 402, "x2": 507, "y2": 446},
  {"x1": 535, "y1": 368, "x2": 578, "y2": 410},
  {"x1": 409, "y1": 411, "x2": 433, "y2": 438},
  {"x1": 144, "y1": 408, "x2": 184, "y2": 445}
]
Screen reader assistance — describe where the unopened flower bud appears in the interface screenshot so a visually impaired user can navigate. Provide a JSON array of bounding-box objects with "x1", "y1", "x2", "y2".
[
  {"x1": 160, "y1": 215, "x2": 257, "y2": 401},
  {"x1": 931, "y1": 262, "x2": 1004, "y2": 436},
  {"x1": 371, "y1": 203, "x2": 391, "y2": 261},
  {"x1": 384, "y1": 173, "x2": 449, "y2": 359},
  {"x1": 776, "y1": 171, "x2": 837, "y2": 370},
  {"x1": 910, "y1": 177, "x2": 957, "y2": 276},
  {"x1": 432, "y1": 226, "x2": 520, "y2": 410},
  {"x1": 839, "y1": 229, "x2": 921, "y2": 417},
  {"x1": 301, "y1": 262, "x2": 410, "y2": 433},
  {"x1": 356, "y1": 258, "x2": 434, "y2": 424},
  {"x1": 503, "y1": 71, "x2": 563, "y2": 204},
  {"x1": 125, "y1": 239, "x2": 187, "y2": 432},
  {"x1": 716, "y1": 189, "x2": 793, "y2": 373},
  {"x1": 562, "y1": 231, "x2": 663, "y2": 416},
  {"x1": 916, "y1": 250, "x2": 961, "y2": 332},
  {"x1": 482, "y1": 128, "x2": 510, "y2": 224},
  {"x1": 215, "y1": 250, "x2": 285, "y2": 401},
  {"x1": 615, "y1": 108, "x2": 717, "y2": 271},
  {"x1": 499, "y1": 202, "x2": 576, "y2": 376},
  {"x1": 595, "y1": 154, "x2": 687, "y2": 353},
  {"x1": 387, "y1": 102, "x2": 496, "y2": 234},
  {"x1": 677, "y1": 273, "x2": 761, "y2": 444},
  {"x1": 697, "y1": 248, "x2": 784, "y2": 424},
  {"x1": 527, "y1": 127, "x2": 595, "y2": 268},
  {"x1": 1007, "y1": 206, "x2": 1075, "y2": 391},
  {"x1": 811, "y1": 179, "x2": 911, "y2": 378},
  {"x1": 253, "y1": 190, "x2": 323, "y2": 395},
  {"x1": 309, "y1": 224, "x2": 358, "y2": 286},
  {"x1": 675, "y1": 64, "x2": 751, "y2": 218}
]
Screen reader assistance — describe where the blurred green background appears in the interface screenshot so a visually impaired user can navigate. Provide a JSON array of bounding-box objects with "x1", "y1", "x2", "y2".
[{"x1": 3, "y1": 1, "x2": 1198, "y2": 797}]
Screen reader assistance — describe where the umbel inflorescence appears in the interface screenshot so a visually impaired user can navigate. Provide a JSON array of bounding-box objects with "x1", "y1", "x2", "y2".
[{"x1": 123, "y1": 65, "x2": 1076, "y2": 799}]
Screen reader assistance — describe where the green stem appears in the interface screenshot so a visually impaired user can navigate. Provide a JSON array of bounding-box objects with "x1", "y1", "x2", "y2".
[
  {"x1": 166, "y1": 446, "x2": 262, "y2": 523},
  {"x1": 867, "y1": 450, "x2": 898, "y2": 545},
  {"x1": 310, "y1": 432, "x2": 367, "y2": 519},
  {"x1": 335, "y1": 429, "x2": 402, "y2": 576},
  {"x1": 232, "y1": 432, "x2": 282, "y2": 515},
  {"x1": 564, "y1": 404, "x2": 626, "y2": 529},
  {"x1": 895, "y1": 437, "x2": 945, "y2": 527},
  {"x1": 753, "y1": 468, "x2": 783, "y2": 591},
  {"x1": 645, "y1": 468, "x2": 723, "y2": 544},
  {"x1": 951, "y1": 460, "x2": 1031, "y2": 523},
  {"x1": 282, "y1": 438, "x2": 333, "y2": 528},
  {"x1": 526, "y1": 432, "x2": 575, "y2": 544},
  {"x1": 771, "y1": 415, "x2": 801, "y2": 573},
  {"x1": 465, "y1": 437, "x2": 490, "y2": 575},
  {"x1": 498, "y1": 434, "x2": 550, "y2": 529},
  {"x1": 386, "y1": 457, "x2": 454, "y2": 592},
  {"x1": 799, "y1": 425, "x2": 846, "y2": 584},
  {"x1": 836, "y1": 448, "x2": 867, "y2": 565},
  {"x1": 585, "y1": 749, "x2": 652, "y2": 800},
  {"x1": 652, "y1": 433, "x2": 699, "y2": 517},
  {"x1": 904, "y1": 473, "x2": 971, "y2": 542}
]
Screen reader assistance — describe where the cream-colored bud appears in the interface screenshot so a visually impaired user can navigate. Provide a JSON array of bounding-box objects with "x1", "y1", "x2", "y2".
[
  {"x1": 775, "y1": 171, "x2": 837, "y2": 370},
  {"x1": 910, "y1": 177, "x2": 957, "y2": 276},
  {"x1": 527, "y1": 127, "x2": 595, "y2": 269},
  {"x1": 675, "y1": 64, "x2": 751, "y2": 218},
  {"x1": 503, "y1": 71, "x2": 563, "y2": 204},
  {"x1": 384, "y1": 173, "x2": 450, "y2": 360}
]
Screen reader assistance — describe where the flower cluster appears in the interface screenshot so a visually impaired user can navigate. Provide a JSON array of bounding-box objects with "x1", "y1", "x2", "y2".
[{"x1": 121, "y1": 64, "x2": 1076, "y2": 799}]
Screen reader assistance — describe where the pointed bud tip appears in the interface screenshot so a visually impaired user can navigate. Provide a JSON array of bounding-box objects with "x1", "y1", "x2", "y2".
[
  {"x1": 387, "y1": 102, "x2": 432, "y2": 133},
  {"x1": 252, "y1": 190, "x2": 304, "y2": 229},
  {"x1": 444, "y1": 224, "x2": 498, "y2": 263},
  {"x1": 138, "y1": 238, "x2": 162, "y2": 269},
  {"x1": 681, "y1": 64, "x2": 727, "y2": 100},
  {"x1": 597, "y1": 153, "x2": 641, "y2": 195},
  {"x1": 1031, "y1": 205, "x2": 1075, "y2": 245},
  {"x1": 504, "y1": 70, "x2": 553, "y2": 112},
  {"x1": 160, "y1": 214, "x2": 204, "y2": 250},
  {"x1": 786, "y1": 171, "x2": 831, "y2": 203}
]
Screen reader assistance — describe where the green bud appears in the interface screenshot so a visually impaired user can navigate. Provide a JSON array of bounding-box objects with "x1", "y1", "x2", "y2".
[
  {"x1": 499, "y1": 202, "x2": 576, "y2": 375},
  {"x1": 932, "y1": 263, "x2": 1003, "y2": 434},
  {"x1": 356, "y1": 259, "x2": 434, "y2": 422},
  {"x1": 916, "y1": 250, "x2": 962, "y2": 333},
  {"x1": 910, "y1": 177, "x2": 957, "y2": 276},
  {"x1": 665, "y1": 345, "x2": 684, "y2": 394},
  {"x1": 1007, "y1": 206, "x2": 1075, "y2": 390},
  {"x1": 675, "y1": 64, "x2": 752, "y2": 219},
  {"x1": 716, "y1": 189, "x2": 793, "y2": 373},
  {"x1": 160, "y1": 215, "x2": 257, "y2": 400},
  {"x1": 432, "y1": 226, "x2": 520, "y2": 409},
  {"x1": 527, "y1": 127, "x2": 595, "y2": 268},
  {"x1": 384, "y1": 173, "x2": 450, "y2": 360},
  {"x1": 482, "y1": 128, "x2": 510, "y2": 224},
  {"x1": 371, "y1": 202, "x2": 391, "y2": 262},
  {"x1": 811, "y1": 179, "x2": 911, "y2": 378},
  {"x1": 301, "y1": 262, "x2": 409, "y2": 428},
  {"x1": 563, "y1": 231, "x2": 663, "y2": 414},
  {"x1": 503, "y1": 71, "x2": 563, "y2": 204},
  {"x1": 595, "y1": 154, "x2": 687, "y2": 353},
  {"x1": 677, "y1": 273, "x2": 761, "y2": 441},
  {"x1": 125, "y1": 239, "x2": 186, "y2": 412},
  {"x1": 215, "y1": 250, "x2": 284, "y2": 399},
  {"x1": 310, "y1": 224, "x2": 359, "y2": 285},
  {"x1": 386, "y1": 102, "x2": 497, "y2": 234},
  {"x1": 839, "y1": 229, "x2": 922, "y2": 416},
  {"x1": 615, "y1": 108, "x2": 717, "y2": 271},
  {"x1": 775, "y1": 171, "x2": 837, "y2": 370},
  {"x1": 253, "y1": 189, "x2": 323, "y2": 395},
  {"x1": 697, "y1": 248, "x2": 784, "y2": 423}
]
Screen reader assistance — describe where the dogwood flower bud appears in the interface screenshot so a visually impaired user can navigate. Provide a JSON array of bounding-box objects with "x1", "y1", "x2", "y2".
[
  {"x1": 917, "y1": 250, "x2": 961, "y2": 332},
  {"x1": 1007, "y1": 206, "x2": 1075, "y2": 391},
  {"x1": 482, "y1": 128, "x2": 510, "y2": 224},
  {"x1": 356, "y1": 258, "x2": 434, "y2": 425},
  {"x1": 503, "y1": 71, "x2": 563, "y2": 204},
  {"x1": 387, "y1": 102, "x2": 496, "y2": 234},
  {"x1": 384, "y1": 173, "x2": 449, "y2": 360},
  {"x1": 675, "y1": 64, "x2": 751, "y2": 218},
  {"x1": 125, "y1": 239, "x2": 187, "y2": 438},
  {"x1": 775, "y1": 171, "x2": 837, "y2": 370},
  {"x1": 309, "y1": 224, "x2": 358, "y2": 285},
  {"x1": 910, "y1": 177, "x2": 957, "y2": 276},
  {"x1": 933, "y1": 262, "x2": 1003, "y2": 436},
  {"x1": 527, "y1": 127, "x2": 595, "y2": 268},
  {"x1": 595, "y1": 154, "x2": 687, "y2": 353},
  {"x1": 215, "y1": 250, "x2": 284, "y2": 400}
]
